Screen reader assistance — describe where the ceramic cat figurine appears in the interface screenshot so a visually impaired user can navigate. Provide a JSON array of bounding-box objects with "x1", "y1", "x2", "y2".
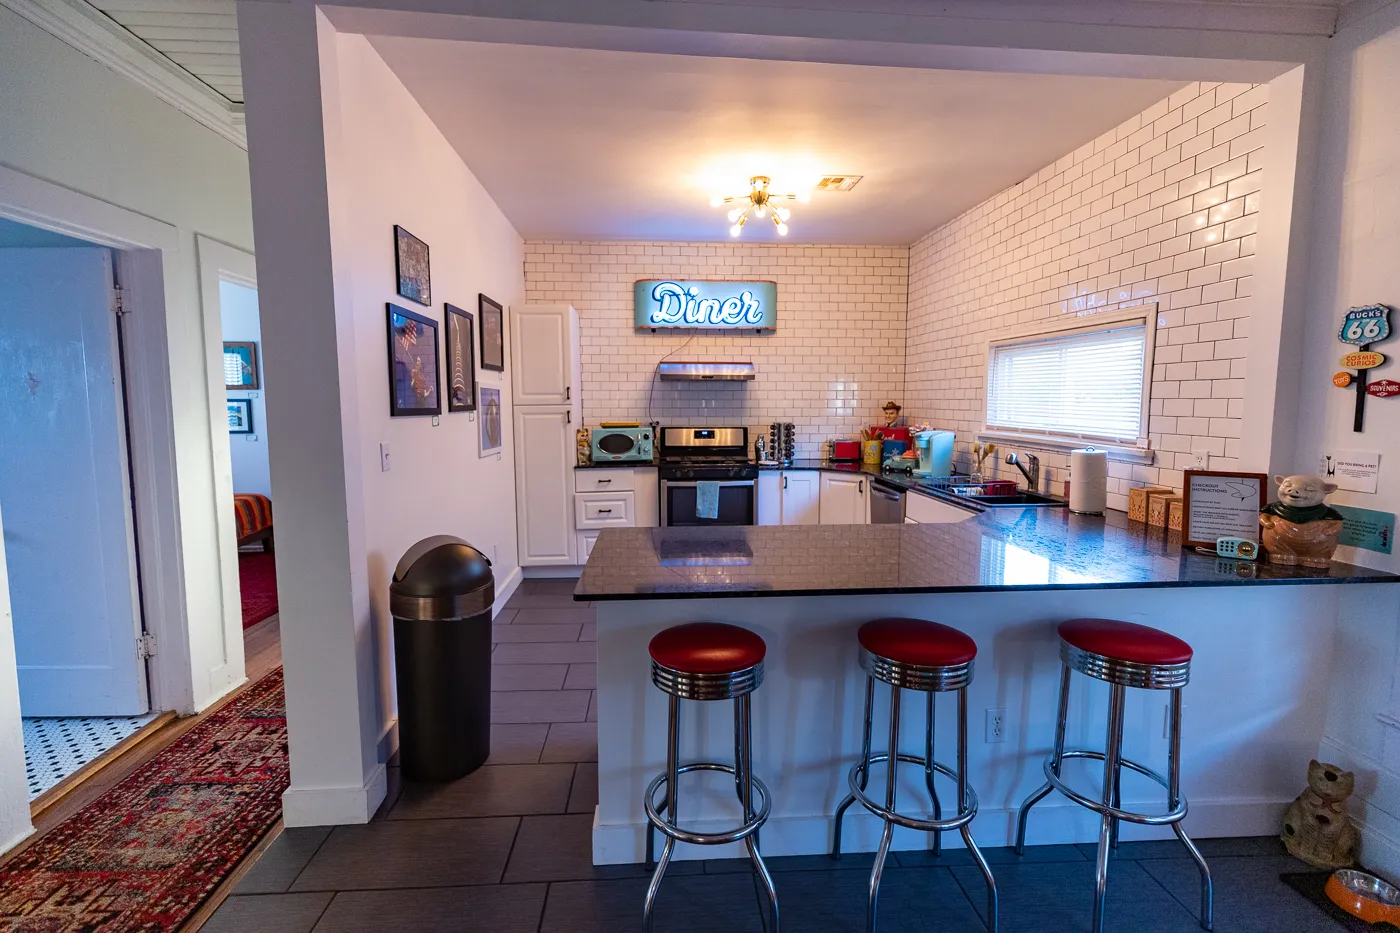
[
  {"x1": 1282, "y1": 759, "x2": 1359, "y2": 869},
  {"x1": 1259, "y1": 474, "x2": 1344, "y2": 568}
]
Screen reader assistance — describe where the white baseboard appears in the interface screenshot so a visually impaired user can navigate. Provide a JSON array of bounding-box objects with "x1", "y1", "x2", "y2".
[
  {"x1": 592, "y1": 798, "x2": 1288, "y2": 865},
  {"x1": 493, "y1": 565, "x2": 523, "y2": 617},
  {"x1": 0, "y1": 824, "x2": 35, "y2": 859},
  {"x1": 282, "y1": 763, "x2": 387, "y2": 827},
  {"x1": 522, "y1": 566, "x2": 583, "y2": 579}
]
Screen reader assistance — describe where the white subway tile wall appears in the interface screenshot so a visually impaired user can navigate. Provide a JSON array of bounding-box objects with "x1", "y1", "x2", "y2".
[
  {"x1": 905, "y1": 82, "x2": 1267, "y2": 510},
  {"x1": 523, "y1": 242, "x2": 908, "y2": 458}
]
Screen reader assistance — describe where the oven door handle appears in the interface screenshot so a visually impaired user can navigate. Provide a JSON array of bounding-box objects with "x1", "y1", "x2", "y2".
[{"x1": 661, "y1": 480, "x2": 757, "y2": 488}]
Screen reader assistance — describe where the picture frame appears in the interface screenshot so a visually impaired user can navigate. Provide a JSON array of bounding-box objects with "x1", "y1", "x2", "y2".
[
  {"x1": 1181, "y1": 469, "x2": 1269, "y2": 548},
  {"x1": 444, "y1": 303, "x2": 477, "y2": 413},
  {"x1": 227, "y1": 398, "x2": 253, "y2": 434},
  {"x1": 394, "y1": 225, "x2": 431, "y2": 306},
  {"x1": 478, "y1": 293, "x2": 505, "y2": 372},
  {"x1": 386, "y1": 302, "x2": 442, "y2": 416},
  {"x1": 479, "y1": 386, "x2": 502, "y2": 457},
  {"x1": 223, "y1": 341, "x2": 259, "y2": 390}
]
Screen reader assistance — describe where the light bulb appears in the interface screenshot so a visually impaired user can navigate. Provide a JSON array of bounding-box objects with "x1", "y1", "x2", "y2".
[
  {"x1": 796, "y1": 191, "x2": 811, "y2": 203},
  {"x1": 727, "y1": 207, "x2": 743, "y2": 222},
  {"x1": 776, "y1": 207, "x2": 791, "y2": 221},
  {"x1": 729, "y1": 223, "x2": 743, "y2": 237},
  {"x1": 776, "y1": 222, "x2": 789, "y2": 236},
  {"x1": 755, "y1": 205, "x2": 766, "y2": 218},
  {"x1": 709, "y1": 194, "x2": 724, "y2": 207}
]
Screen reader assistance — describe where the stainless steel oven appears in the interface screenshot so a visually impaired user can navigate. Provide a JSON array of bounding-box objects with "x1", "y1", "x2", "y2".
[{"x1": 657, "y1": 426, "x2": 757, "y2": 527}]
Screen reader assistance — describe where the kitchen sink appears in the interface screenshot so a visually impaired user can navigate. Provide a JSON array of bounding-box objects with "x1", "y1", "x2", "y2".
[{"x1": 970, "y1": 492, "x2": 1068, "y2": 508}]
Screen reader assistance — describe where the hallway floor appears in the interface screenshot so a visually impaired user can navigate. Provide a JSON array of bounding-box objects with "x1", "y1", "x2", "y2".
[
  {"x1": 22, "y1": 712, "x2": 159, "y2": 799},
  {"x1": 200, "y1": 579, "x2": 1352, "y2": 933}
]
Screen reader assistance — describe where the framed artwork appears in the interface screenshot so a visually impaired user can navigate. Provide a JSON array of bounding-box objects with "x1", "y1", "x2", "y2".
[
  {"x1": 479, "y1": 293, "x2": 505, "y2": 372},
  {"x1": 444, "y1": 303, "x2": 477, "y2": 413},
  {"x1": 1181, "y1": 470, "x2": 1269, "y2": 548},
  {"x1": 386, "y1": 302, "x2": 442, "y2": 416},
  {"x1": 479, "y1": 386, "x2": 502, "y2": 457},
  {"x1": 394, "y1": 225, "x2": 431, "y2": 306},
  {"x1": 223, "y1": 341, "x2": 259, "y2": 390},
  {"x1": 227, "y1": 398, "x2": 253, "y2": 434}
]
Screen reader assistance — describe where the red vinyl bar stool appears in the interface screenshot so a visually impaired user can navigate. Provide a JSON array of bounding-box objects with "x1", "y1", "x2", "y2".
[
  {"x1": 1014, "y1": 618, "x2": 1213, "y2": 933},
  {"x1": 830, "y1": 618, "x2": 998, "y2": 933},
  {"x1": 642, "y1": 622, "x2": 779, "y2": 933}
]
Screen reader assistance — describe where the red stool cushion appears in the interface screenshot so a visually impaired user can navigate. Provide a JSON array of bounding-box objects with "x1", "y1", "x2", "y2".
[
  {"x1": 649, "y1": 622, "x2": 766, "y2": 675},
  {"x1": 1058, "y1": 618, "x2": 1193, "y2": 666},
  {"x1": 857, "y1": 618, "x2": 977, "y2": 667}
]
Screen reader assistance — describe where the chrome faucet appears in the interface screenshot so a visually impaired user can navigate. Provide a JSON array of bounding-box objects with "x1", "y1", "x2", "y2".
[{"x1": 1005, "y1": 452, "x2": 1040, "y2": 491}]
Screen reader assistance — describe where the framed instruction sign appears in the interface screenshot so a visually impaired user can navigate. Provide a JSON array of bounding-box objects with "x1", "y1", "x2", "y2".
[{"x1": 1181, "y1": 470, "x2": 1269, "y2": 548}]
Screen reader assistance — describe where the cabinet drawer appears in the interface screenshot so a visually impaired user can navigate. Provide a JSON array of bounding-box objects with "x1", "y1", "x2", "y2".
[
  {"x1": 576, "y1": 530, "x2": 601, "y2": 562},
  {"x1": 575, "y1": 492, "x2": 635, "y2": 528},
  {"x1": 575, "y1": 469, "x2": 636, "y2": 493}
]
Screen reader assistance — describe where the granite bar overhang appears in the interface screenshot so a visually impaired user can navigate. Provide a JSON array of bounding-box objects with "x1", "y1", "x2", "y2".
[{"x1": 575, "y1": 508, "x2": 1400, "y2": 600}]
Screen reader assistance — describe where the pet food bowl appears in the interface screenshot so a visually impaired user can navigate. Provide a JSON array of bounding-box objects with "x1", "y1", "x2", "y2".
[{"x1": 1326, "y1": 869, "x2": 1400, "y2": 927}]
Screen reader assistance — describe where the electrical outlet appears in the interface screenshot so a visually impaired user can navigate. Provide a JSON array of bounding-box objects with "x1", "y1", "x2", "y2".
[
  {"x1": 985, "y1": 708, "x2": 1007, "y2": 743},
  {"x1": 379, "y1": 442, "x2": 391, "y2": 472},
  {"x1": 1190, "y1": 449, "x2": 1210, "y2": 470}
]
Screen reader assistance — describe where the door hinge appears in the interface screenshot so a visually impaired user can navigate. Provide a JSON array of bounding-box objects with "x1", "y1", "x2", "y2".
[
  {"x1": 113, "y1": 286, "x2": 128, "y2": 317},
  {"x1": 137, "y1": 632, "x2": 157, "y2": 660}
]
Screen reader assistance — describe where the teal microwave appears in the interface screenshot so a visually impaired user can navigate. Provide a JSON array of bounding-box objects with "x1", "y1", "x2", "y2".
[{"x1": 591, "y1": 426, "x2": 654, "y2": 463}]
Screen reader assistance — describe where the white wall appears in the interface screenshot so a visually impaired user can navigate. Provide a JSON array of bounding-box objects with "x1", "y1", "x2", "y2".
[{"x1": 221, "y1": 281, "x2": 271, "y2": 498}]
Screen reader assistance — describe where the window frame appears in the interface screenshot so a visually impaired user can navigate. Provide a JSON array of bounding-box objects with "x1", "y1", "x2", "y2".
[{"x1": 978, "y1": 305, "x2": 1158, "y2": 463}]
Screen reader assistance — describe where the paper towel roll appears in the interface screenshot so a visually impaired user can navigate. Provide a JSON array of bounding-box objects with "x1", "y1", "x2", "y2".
[{"x1": 1069, "y1": 447, "x2": 1109, "y2": 514}]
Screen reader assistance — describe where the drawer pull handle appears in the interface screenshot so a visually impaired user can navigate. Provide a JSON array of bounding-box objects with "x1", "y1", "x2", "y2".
[
  {"x1": 597, "y1": 478, "x2": 611, "y2": 483},
  {"x1": 597, "y1": 508, "x2": 612, "y2": 514}
]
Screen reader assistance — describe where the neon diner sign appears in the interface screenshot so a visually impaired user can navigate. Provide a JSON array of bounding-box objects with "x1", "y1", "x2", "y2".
[{"x1": 633, "y1": 280, "x2": 777, "y2": 331}]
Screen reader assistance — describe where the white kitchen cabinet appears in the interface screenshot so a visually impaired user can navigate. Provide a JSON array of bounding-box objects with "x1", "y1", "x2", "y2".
[
  {"x1": 576, "y1": 530, "x2": 601, "y2": 562},
  {"x1": 756, "y1": 472, "x2": 781, "y2": 525},
  {"x1": 905, "y1": 490, "x2": 976, "y2": 524},
  {"x1": 779, "y1": 471, "x2": 821, "y2": 525},
  {"x1": 510, "y1": 305, "x2": 581, "y2": 406},
  {"x1": 575, "y1": 492, "x2": 635, "y2": 528},
  {"x1": 513, "y1": 406, "x2": 576, "y2": 564},
  {"x1": 819, "y1": 473, "x2": 869, "y2": 525}
]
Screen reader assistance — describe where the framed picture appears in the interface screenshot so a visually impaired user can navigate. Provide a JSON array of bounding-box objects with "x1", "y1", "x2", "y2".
[
  {"x1": 444, "y1": 303, "x2": 477, "y2": 413},
  {"x1": 386, "y1": 302, "x2": 442, "y2": 416},
  {"x1": 1181, "y1": 470, "x2": 1269, "y2": 548},
  {"x1": 223, "y1": 342, "x2": 259, "y2": 390},
  {"x1": 479, "y1": 293, "x2": 505, "y2": 372},
  {"x1": 479, "y1": 386, "x2": 502, "y2": 457},
  {"x1": 394, "y1": 225, "x2": 431, "y2": 306},
  {"x1": 227, "y1": 398, "x2": 253, "y2": 434}
]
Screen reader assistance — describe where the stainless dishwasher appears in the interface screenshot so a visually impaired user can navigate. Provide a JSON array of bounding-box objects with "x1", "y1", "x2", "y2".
[{"x1": 869, "y1": 481, "x2": 905, "y2": 523}]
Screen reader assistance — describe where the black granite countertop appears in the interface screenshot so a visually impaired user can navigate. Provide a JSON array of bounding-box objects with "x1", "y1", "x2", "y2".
[
  {"x1": 574, "y1": 508, "x2": 1400, "y2": 600},
  {"x1": 574, "y1": 461, "x2": 658, "y2": 469}
]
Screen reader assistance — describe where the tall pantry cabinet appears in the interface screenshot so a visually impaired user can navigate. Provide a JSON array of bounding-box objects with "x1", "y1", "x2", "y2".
[{"x1": 511, "y1": 305, "x2": 581, "y2": 566}]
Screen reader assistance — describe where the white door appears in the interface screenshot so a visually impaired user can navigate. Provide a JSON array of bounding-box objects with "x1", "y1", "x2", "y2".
[
  {"x1": 756, "y1": 472, "x2": 781, "y2": 525},
  {"x1": 513, "y1": 405, "x2": 576, "y2": 564},
  {"x1": 0, "y1": 248, "x2": 148, "y2": 716},
  {"x1": 510, "y1": 306, "x2": 576, "y2": 406},
  {"x1": 820, "y1": 473, "x2": 868, "y2": 525},
  {"x1": 779, "y1": 471, "x2": 821, "y2": 525}
]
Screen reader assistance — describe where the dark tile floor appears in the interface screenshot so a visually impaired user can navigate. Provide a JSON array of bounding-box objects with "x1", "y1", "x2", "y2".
[{"x1": 204, "y1": 579, "x2": 1348, "y2": 932}]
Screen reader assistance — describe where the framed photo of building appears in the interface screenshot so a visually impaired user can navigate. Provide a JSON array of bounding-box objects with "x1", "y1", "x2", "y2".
[
  {"x1": 478, "y1": 293, "x2": 505, "y2": 372},
  {"x1": 479, "y1": 386, "x2": 502, "y2": 456},
  {"x1": 227, "y1": 398, "x2": 253, "y2": 434},
  {"x1": 445, "y1": 303, "x2": 477, "y2": 413},
  {"x1": 394, "y1": 225, "x2": 431, "y2": 306},
  {"x1": 386, "y1": 302, "x2": 441, "y2": 416},
  {"x1": 223, "y1": 341, "x2": 259, "y2": 390}
]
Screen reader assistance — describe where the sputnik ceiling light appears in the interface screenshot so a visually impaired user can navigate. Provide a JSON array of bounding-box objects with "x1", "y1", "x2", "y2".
[{"x1": 709, "y1": 176, "x2": 809, "y2": 237}]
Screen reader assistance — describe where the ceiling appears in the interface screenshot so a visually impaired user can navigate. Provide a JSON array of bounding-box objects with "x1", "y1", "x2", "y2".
[
  {"x1": 87, "y1": 0, "x2": 242, "y2": 103},
  {"x1": 371, "y1": 39, "x2": 1182, "y2": 245}
]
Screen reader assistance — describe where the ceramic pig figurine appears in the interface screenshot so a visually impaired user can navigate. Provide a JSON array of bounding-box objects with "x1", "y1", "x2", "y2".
[
  {"x1": 1282, "y1": 759, "x2": 1359, "y2": 869},
  {"x1": 1259, "y1": 474, "x2": 1344, "y2": 568}
]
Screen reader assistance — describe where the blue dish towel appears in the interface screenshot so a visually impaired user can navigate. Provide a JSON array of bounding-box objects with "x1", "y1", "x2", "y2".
[{"x1": 695, "y1": 481, "x2": 721, "y2": 520}]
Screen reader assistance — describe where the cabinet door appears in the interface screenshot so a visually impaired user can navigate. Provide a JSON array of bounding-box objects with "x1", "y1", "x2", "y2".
[
  {"x1": 819, "y1": 473, "x2": 868, "y2": 525},
  {"x1": 904, "y1": 490, "x2": 975, "y2": 524},
  {"x1": 513, "y1": 406, "x2": 575, "y2": 564},
  {"x1": 510, "y1": 306, "x2": 575, "y2": 405},
  {"x1": 756, "y1": 472, "x2": 782, "y2": 525},
  {"x1": 779, "y1": 471, "x2": 821, "y2": 525}
]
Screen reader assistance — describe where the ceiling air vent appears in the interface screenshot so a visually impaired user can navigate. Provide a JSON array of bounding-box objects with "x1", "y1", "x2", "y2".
[{"x1": 815, "y1": 175, "x2": 863, "y2": 192}]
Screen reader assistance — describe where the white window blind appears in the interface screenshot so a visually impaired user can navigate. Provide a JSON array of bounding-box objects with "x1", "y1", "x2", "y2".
[{"x1": 987, "y1": 323, "x2": 1148, "y2": 444}]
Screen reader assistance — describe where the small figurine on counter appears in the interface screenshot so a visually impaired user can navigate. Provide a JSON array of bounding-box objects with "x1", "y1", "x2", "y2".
[
  {"x1": 576, "y1": 428, "x2": 592, "y2": 467},
  {"x1": 1259, "y1": 474, "x2": 1344, "y2": 568},
  {"x1": 1282, "y1": 759, "x2": 1359, "y2": 870},
  {"x1": 881, "y1": 400, "x2": 902, "y2": 429}
]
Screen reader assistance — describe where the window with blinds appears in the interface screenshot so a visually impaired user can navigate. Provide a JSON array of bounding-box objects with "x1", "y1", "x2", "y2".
[{"x1": 986, "y1": 322, "x2": 1149, "y2": 445}]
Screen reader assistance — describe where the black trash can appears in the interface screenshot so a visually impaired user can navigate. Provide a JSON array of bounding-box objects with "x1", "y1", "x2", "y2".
[{"x1": 390, "y1": 534, "x2": 494, "y2": 782}]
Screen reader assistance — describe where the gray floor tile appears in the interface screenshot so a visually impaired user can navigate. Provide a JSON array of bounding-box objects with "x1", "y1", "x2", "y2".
[
  {"x1": 540, "y1": 721, "x2": 598, "y2": 763},
  {"x1": 202, "y1": 893, "x2": 332, "y2": 933},
  {"x1": 523, "y1": 578, "x2": 581, "y2": 596},
  {"x1": 492, "y1": 663, "x2": 569, "y2": 691},
  {"x1": 579, "y1": 622, "x2": 597, "y2": 641},
  {"x1": 569, "y1": 761, "x2": 598, "y2": 814},
  {"x1": 704, "y1": 851, "x2": 878, "y2": 874},
  {"x1": 1141, "y1": 854, "x2": 1347, "y2": 933},
  {"x1": 513, "y1": 606, "x2": 597, "y2": 624},
  {"x1": 541, "y1": 872, "x2": 767, "y2": 932},
  {"x1": 1073, "y1": 834, "x2": 1279, "y2": 862},
  {"x1": 895, "y1": 842, "x2": 1088, "y2": 868},
  {"x1": 564, "y1": 663, "x2": 597, "y2": 690},
  {"x1": 234, "y1": 827, "x2": 333, "y2": 894},
  {"x1": 492, "y1": 623, "x2": 583, "y2": 643},
  {"x1": 506, "y1": 593, "x2": 581, "y2": 609},
  {"x1": 311, "y1": 885, "x2": 547, "y2": 933},
  {"x1": 492, "y1": 608, "x2": 518, "y2": 624},
  {"x1": 290, "y1": 817, "x2": 517, "y2": 891},
  {"x1": 491, "y1": 689, "x2": 591, "y2": 724},
  {"x1": 389, "y1": 763, "x2": 576, "y2": 819},
  {"x1": 492, "y1": 642, "x2": 597, "y2": 665},
  {"x1": 488, "y1": 723, "x2": 549, "y2": 764},
  {"x1": 776, "y1": 866, "x2": 988, "y2": 932},
  {"x1": 503, "y1": 813, "x2": 692, "y2": 883}
]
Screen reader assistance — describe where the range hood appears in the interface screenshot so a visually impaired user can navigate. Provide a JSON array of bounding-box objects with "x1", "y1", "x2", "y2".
[{"x1": 658, "y1": 361, "x2": 756, "y2": 381}]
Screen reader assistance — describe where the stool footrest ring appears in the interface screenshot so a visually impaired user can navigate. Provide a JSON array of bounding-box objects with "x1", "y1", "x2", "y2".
[
  {"x1": 848, "y1": 753, "x2": 979, "y2": 834},
  {"x1": 1043, "y1": 750, "x2": 1188, "y2": 826},
  {"x1": 645, "y1": 762, "x2": 771, "y2": 847}
]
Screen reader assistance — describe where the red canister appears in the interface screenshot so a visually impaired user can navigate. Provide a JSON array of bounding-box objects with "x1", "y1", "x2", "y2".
[{"x1": 832, "y1": 439, "x2": 861, "y2": 461}]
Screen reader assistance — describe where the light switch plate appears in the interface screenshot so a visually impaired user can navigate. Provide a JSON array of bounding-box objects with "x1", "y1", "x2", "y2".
[
  {"x1": 1190, "y1": 449, "x2": 1210, "y2": 469},
  {"x1": 380, "y1": 442, "x2": 391, "y2": 472}
]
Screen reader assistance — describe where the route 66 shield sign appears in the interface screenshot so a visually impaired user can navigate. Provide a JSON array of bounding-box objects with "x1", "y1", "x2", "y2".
[{"x1": 1339, "y1": 304, "x2": 1392, "y2": 345}]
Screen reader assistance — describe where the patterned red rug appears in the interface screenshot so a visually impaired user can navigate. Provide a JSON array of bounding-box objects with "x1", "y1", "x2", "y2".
[
  {"x1": 0, "y1": 669, "x2": 288, "y2": 931},
  {"x1": 239, "y1": 551, "x2": 279, "y2": 629}
]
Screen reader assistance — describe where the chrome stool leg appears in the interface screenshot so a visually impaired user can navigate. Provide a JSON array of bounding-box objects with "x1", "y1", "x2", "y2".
[
  {"x1": 868, "y1": 685, "x2": 901, "y2": 933},
  {"x1": 644, "y1": 693, "x2": 681, "y2": 933},
  {"x1": 831, "y1": 676, "x2": 875, "y2": 860},
  {"x1": 925, "y1": 690, "x2": 942, "y2": 857},
  {"x1": 737, "y1": 693, "x2": 779, "y2": 933},
  {"x1": 1016, "y1": 664, "x2": 1072, "y2": 854},
  {"x1": 959, "y1": 686, "x2": 999, "y2": 933},
  {"x1": 1167, "y1": 686, "x2": 1213, "y2": 931},
  {"x1": 1092, "y1": 684, "x2": 1126, "y2": 933}
]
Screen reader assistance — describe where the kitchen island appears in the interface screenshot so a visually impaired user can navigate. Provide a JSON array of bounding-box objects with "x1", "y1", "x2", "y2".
[{"x1": 576, "y1": 508, "x2": 1400, "y2": 865}]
